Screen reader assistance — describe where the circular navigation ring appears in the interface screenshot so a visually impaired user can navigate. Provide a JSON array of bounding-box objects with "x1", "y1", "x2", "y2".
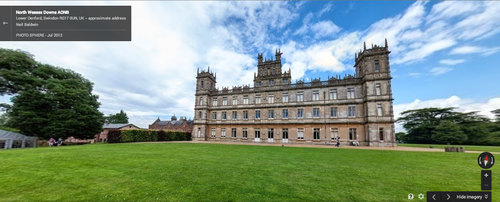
[{"x1": 478, "y1": 152, "x2": 495, "y2": 169}]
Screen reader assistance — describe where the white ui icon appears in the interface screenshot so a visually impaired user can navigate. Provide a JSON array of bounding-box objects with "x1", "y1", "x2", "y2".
[{"x1": 408, "y1": 193, "x2": 414, "y2": 200}]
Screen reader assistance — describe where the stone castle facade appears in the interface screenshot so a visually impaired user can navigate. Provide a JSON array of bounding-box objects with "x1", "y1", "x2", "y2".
[{"x1": 192, "y1": 39, "x2": 396, "y2": 146}]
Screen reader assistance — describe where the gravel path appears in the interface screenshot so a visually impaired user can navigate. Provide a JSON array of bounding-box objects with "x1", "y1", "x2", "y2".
[{"x1": 140, "y1": 141, "x2": 500, "y2": 154}]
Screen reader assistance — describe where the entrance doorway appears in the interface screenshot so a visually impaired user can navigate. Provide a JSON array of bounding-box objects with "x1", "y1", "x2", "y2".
[{"x1": 255, "y1": 129, "x2": 261, "y2": 142}]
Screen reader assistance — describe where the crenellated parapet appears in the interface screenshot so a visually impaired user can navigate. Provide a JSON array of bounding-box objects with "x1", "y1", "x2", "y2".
[
  {"x1": 354, "y1": 38, "x2": 390, "y2": 67},
  {"x1": 196, "y1": 66, "x2": 216, "y2": 81}
]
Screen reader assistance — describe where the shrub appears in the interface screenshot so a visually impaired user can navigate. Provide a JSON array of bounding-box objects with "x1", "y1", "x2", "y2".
[
  {"x1": 121, "y1": 130, "x2": 135, "y2": 143},
  {"x1": 107, "y1": 129, "x2": 189, "y2": 143},
  {"x1": 107, "y1": 129, "x2": 122, "y2": 143},
  {"x1": 157, "y1": 130, "x2": 166, "y2": 141},
  {"x1": 165, "y1": 131, "x2": 174, "y2": 141}
]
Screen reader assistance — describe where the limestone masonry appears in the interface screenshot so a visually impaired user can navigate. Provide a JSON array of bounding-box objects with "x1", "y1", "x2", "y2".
[{"x1": 192, "y1": 39, "x2": 396, "y2": 146}]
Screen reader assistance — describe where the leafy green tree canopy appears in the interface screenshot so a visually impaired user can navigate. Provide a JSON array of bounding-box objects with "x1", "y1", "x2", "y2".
[
  {"x1": 0, "y1": 48, "x2": 103, "y2": 139},
  {"x1": 397, "y1": 107, "x2": 495, "y2": 145},
  {"x1": 105, "y1": 110, "x2": 129, "y2": 124}
]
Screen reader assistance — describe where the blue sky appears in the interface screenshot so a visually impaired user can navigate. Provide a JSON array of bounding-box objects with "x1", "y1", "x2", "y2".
[{"x1": 1, "y1": 1, "x2": 499, "y2": 131}]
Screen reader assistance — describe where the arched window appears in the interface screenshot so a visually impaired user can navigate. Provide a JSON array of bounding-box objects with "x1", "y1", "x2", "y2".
[{"x1": 199, "y1": 111, "x2": 202, "y2": 120}]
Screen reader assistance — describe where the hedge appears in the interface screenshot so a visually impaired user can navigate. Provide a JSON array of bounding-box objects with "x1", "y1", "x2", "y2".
[{"x1": 107, "y1": 129, "x2": 191, "y2": 143}]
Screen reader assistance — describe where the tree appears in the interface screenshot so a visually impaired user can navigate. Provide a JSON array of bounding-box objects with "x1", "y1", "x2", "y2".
[
  {"x1": 397, "y1": 107, "x2": 459, "y2": 144},
  {"x1": 397, "y1": 107, "x2": 499, "y2": 145},
  {"x1": 105, "y1": 110, "x2": 129, "y2": 124},
  {"x1": 432, "y1": 120, "x2": 467, "y2": 144},
  {"x1": 395, "y1": 132, "x2": 407, "y2": 143},
  {"x1": 1, "y1": 48, "x2": 103, "y2": 139},
  {"x1": 492, "y1": 109, "x2": 500, "y2": 122}
]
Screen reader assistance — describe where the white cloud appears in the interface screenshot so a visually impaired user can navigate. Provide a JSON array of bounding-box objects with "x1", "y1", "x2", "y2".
[
  {"x1": 2, "y1": 1, "x2": 500, "y2": 129},
  {"x1": 317, "y1": 2, "x2": 333, "y2": 18},
  {"x1": 0, "y1": 1, "x2": 301, "y2": 128},
  {"x1": 394, "y1": 96, "x2": 500, "y2": 132},
  {"x1": 429, "y1": 67, "x2": 453, "y2": 76},
  {"x1": 408, "y1": 72, "x2": 421, "y2": 77},
  {"x1": 439, "y1": 59, "x2": 466, "y2": 65},
  {"x1": 311, "y1": 21, "x2": 341, "y2": 39},
  {"x1": 450, "y1": 46, "x2": 500, "y2": 56}
]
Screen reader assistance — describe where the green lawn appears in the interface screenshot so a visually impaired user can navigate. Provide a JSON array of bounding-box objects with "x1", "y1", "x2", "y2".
[
  {"x1": 0, "y1": 143, "x2": 497, "y2": 202},
  {"x1": 399, "y1": 143, "x2": 500, "y2": 153}
]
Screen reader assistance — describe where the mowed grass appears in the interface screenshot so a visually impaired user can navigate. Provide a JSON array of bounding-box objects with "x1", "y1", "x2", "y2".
[
  {"x1": 0, "y1": 143, "x2": 497, "y2": 202},
  {"x1": 399, "y1": 143, "x2": 500, "y2": 153}
]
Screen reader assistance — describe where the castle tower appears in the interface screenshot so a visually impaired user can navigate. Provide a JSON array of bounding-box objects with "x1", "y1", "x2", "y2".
[
  {"x1": 354, "y1": 39, "x2": 396, "y2": 146},
  {"x1": 193, "y1": 67, "x2": 217, "y2": 141},
  {"x1": 253, "y1": 49, "x2": 291, "y2": 87}
]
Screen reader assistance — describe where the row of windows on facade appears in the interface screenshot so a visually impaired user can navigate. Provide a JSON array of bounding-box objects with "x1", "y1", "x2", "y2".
[
  {"x1": 199, "y1": 84, "x2": 383, "y2": 106},
  {"x1": 258, "y1": 68, "x2": 284, "y2": 77},
  {"x1": 199, "y1": 104, "x2": 385, "y2": 120},
  {"x1": 202, "y1": 127, "x2": 386, "y2": 141}
]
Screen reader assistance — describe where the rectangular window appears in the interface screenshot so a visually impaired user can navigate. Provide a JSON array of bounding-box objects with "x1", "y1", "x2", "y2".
[
  {"x1": 282, "y1": 93, "x2": 289, "y2": 102},
  {"x1": 379, "y1": 128, "x2": 384, "y2": 141},
  {"x1": 243, "y1": 95, "x2": 249, "y2": 104},
  {"x1": 330, "y1": 107, "x2": 338, "y2": 117},
  {"x1": 297, "y1": 128, "x2": 304, "y2": 140},
  {"x1": 255, "y1": 95, "x2": 261, "y2": 104},
  {"x1": 297, "y1": 109, "x2": 304, "y2": 118},
  {"x1": 211, "y1": 129, "x2": 216, "y2": 138},
  {"x1": 375, "y1": 60, "x2": 380, "y2": 71},
  {"x1": 256, "y1": 81, "x2": 261, "y2": 87},
  {"x1": 283, "y1": 79, "x2": 288, "y2": 84},
  {"x1": 255, "y1": 129, "x2": 261, "y2": 138},
  {"x1": 269, "y1": 80, "x2": 274, "y2": 86},
  {"x1": 313, "y1": 128, "x2": 320, "y2": 140},
  {"x1": 243, "y1": 111, "x2": 248, "y2": 119},
  {"x1": 312, "y1": 90, "x2": 319, "y2": 101},
  {"x1": 232, "y1": 96, "x2": 237, "y2": 105},
  {"x1": 231, "y1": 128, "x2": 236, "y2": 138},
  {"x1": 222, "y1": 97, "x2": 227, "y2": 106},
  {"x1": 268, "y1": 128, "x2": 274, "y2": 139},
  {"x1": 268, "y1": 94, "x2": 274, "y2": 103},
  {"x1": 377, "y1": 104, "x2": 383, "y2": 116},
  {"x1": 347, "y1": 88, "x2": 355, "y2": 99},
  {"x1": 348, "y1": 106, "x2": 356, "y2": 117},
  {"x1": 282, "y1": 109, "x2": 289, "y2": 119},
  {"x1": 222, "y1": 112, "x2": 227, "y2": 120},
  {"x1": 331, "y1": 128, "x2": 339, "y2": 140},
  {"x1": 212, "y1": 112, "x2": 217, "y2": 120},
  {"x1": 268, "y1": 110, "x2": 274, "y2": 119},
  {"x1": 375, "y1": 83, "x2": 381, "y2": 95},
  {"x1": 243, "y1": 128, "x2": 248, "y2": 138},
  {"x1": 283, "y1": 128, "x2": 288, "y2": 139},
  {"x1": 232, "y1": 111, "x2": 237, "y2": 120},
  {"x1": 212, "y1": 98, "x2": 218, "y2": 106},
  {"x1": 297, "y1": 92, "x2": 303, "y2": 102},
  {"x1": 199, "y1": 97, "x2": 203, "y2": 105},
  {"x1": 255, "y1": 110, "x2": 261, "y2": 119},
  {"x1": 313, "y1": 108, "x2": 320, "y2": 118},
  {"x1": 349, "y1": 128, "x2": 357, "y2": 140},
  {"x1": 221, "y1": 128, "x2": 226, "y2": 138},
  {"x1": 201, "y1": 81, "x2": 204, "y2": 89},
  {"x1": 330, "y1": 89, "x2": 337, "y2": 100}
]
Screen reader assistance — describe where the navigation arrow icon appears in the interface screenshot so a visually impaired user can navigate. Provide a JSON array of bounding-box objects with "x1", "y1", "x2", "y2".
[{"x1": 447, "y1": 194, "x2": 451, "y2": 200}]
